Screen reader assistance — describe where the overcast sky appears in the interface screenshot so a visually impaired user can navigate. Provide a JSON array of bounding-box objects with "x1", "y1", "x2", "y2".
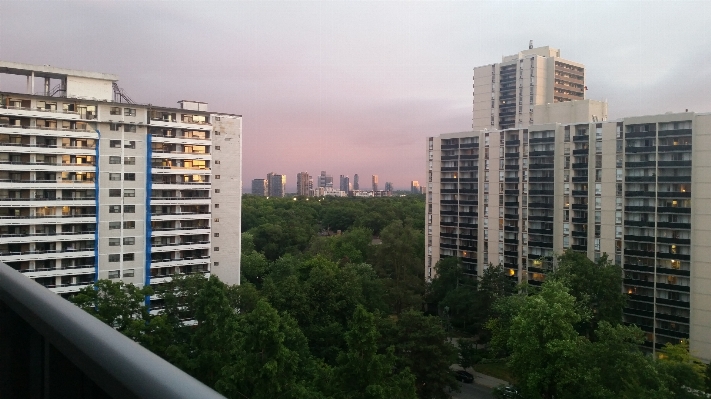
[{"x1": 1, "y1": 1, "x2": 710, "y2": 192}]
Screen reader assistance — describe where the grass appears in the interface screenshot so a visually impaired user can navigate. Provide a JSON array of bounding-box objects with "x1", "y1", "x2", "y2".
[{"x1": 472, "y1": 362, "x2": 516, "y2": 384}]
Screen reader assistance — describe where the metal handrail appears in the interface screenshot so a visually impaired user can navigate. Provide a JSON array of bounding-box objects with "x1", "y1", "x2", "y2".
[{"x1": 0, "y1": 262, "x2": 226, "y2": 399}]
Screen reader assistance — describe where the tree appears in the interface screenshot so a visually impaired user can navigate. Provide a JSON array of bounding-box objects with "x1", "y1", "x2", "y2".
[
  {"x1": 333, "y1": 306, "x2": 417, "y2": 399},
  {"x1": 657, "y1": 341, "x2": 707, "y2": 398},
  {"x1": 372, "y1": 220, "x2": 424, "y2": 314},
  {"x1": 394, "y1": 310, "x2": 459, "y2": 399}
]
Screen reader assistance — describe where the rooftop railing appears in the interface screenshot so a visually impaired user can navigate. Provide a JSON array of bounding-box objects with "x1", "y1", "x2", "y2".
[{"x1": 0, "y1": 261, "x2": 226, "y2": 399}]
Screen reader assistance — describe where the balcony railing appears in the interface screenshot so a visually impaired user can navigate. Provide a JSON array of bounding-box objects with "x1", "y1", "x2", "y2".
[{"x1": 0, "y1": 262, "x2": 226, "y2": 399}]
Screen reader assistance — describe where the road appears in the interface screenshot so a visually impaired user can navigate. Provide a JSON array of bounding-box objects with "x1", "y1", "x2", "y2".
[{"x1": 452, "y1": 382, "x2": 495, "y2": 399}]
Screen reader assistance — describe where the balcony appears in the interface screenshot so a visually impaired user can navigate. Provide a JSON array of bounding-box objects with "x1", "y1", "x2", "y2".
[
  {"x1": 0, "y1": 262, "x2": 226, "y2": 399},
  {"x1": 625, "y1": 146, "x2": 656, "y2": 153},
  {"x1": 572, "y1": 148, "x2": 589, "y2": 155},
  {"x1": 658, "y1": 145, "x2": 691, "y2": 153},
  {"x1": 572, "y1": 135, "x2": 589, "y2": 142},
  {"x1": 529, "y1": 137, "x2": 555, "y2": 144}
]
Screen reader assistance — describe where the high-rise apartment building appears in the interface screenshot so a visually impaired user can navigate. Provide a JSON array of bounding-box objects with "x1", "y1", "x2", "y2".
[
  {"x1": 353, "y1": 174, "x2": 360, "y2": 190},
  {"x1": 252, "y1": 179, "x2": 268, "y2": 196},
  {"x1": 411, "y1": 181, "x2": 421, "y2": 194},
  {"x1": 372, "y1": 175, "x2": 378, "y2": 191},
  {"x1": 385, "y1": 182, "x2": 393, "y2": 192},
  {"x1": 268, "y1": 173, "x2": 286, "y2": 197},
  {"x1": 296, "y1": 172, "x2": 312, "y2": 196},
  {"x1": 318, "y1": 171, "x2": 333, "y2": 188},
  {"x1": 473, "y1": 43, "x2": 585, "y2": 131},
  {"x1": 339, "y1": 175, "x2": 350, "y2": 192},
  {"x1": 0, "y1": 61, "x2": 242, "y2": 294}
]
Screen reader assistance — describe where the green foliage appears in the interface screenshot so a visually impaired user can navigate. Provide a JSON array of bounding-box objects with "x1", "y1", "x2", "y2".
[{"x1": 458, "y1": 339, "x2": 482, "y2": 370}]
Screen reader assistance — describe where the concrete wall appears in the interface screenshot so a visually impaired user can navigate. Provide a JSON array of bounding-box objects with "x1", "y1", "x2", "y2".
[{"x1": 66, "y1": 76, "x2": 113, "y2": 101}]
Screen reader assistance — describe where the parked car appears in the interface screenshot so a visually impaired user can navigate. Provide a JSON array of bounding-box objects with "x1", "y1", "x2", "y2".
[
  {"x1": 454, "y1": 370, "x2": 474, "y2": 383},
  {"x1": 492, "y1": 385, "x2": 522, "y2": 399}
]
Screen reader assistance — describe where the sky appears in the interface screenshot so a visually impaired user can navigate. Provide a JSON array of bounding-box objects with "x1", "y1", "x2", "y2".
[{"x1": 1, "y1": 1, "x2": 710, "y2": 192}]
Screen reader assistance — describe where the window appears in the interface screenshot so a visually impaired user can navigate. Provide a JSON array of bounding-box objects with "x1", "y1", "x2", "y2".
[
  {"x1": 109, "y1": 205, "x2": 121, "y2": 213},
  {"x1": 214, "y1": 233, "x2": 220, "y2": 237},
  {"x1": 214, "y1": 247, "x2": 220, "y2": 251},
  {"x1": 108, "y1": 254, "x2": 120, "y2": 262},
  {"x1": 123, "y1": 253, "x2": 134, "y2": 261},
  {"x1": 214, "y1": 189, "x2": 220, "y2": 193},
  {"x1": 124, "y1": 157, "x2": 136, "y2": 165},
  {"x1": 109, "y1": 156, "x2": 121, "y2": 164},
  {"x1": 110, "y1": 140, "x2": 121, "y2": 148},
  {"x1": 215, "y1": 146, "x2": 220, "y2": 150},
  {"x1": 109, "y1": 222, "x2": 121, "y2": 230},
  {"x1": 123, "y1": 221, "x2": 135, "y2": 229},
  {"x1": 108, "y1": 270, "x2": 120, "y2": 279},
  {"x1": 109, "y1": 189, "x2": 121, "y2": 197},
  {"x1": 124, "y1": 173, "x2": 135, "y2": 181},
  {"x1": 109, "y1": 123, "x2": 120, "y2": 131},
  {"x1": 124, "y1": 141, "x2": 136, "y2": 149},
  {"x1": 214, "y1": 262, "x2": 220, "y2": 267},
  {"x1": 123, "y1": 237, "x2": 135, "y2": 245},
  {"x1": 124, "y1": 108, "x2": 136, "y2": 116},
  {"x1": 110, "y1": 107, "x2": 121, "y2": 115},
  {"x1": 214, "y1": 204, "x2": 219, "y2": 208},
  {"x1": 215, "y1": 175, "x2": 220, "y2": 179},
  {"x1": 124, "y1": 189, "x2": 135, "y2": 197},
  {"x1": 109, "y1": 238, "x2": 120, "y2": 246},
  {"x1": 214, "y1": 160, "x2": 221, "y2": 164},
  {"x1": 123, "y1": 269, "x2": 135, "y2": 277},
  {"x1": 123, "y1": 205, "x2": 135, "y2": 213},
  {"x1": 124, "y1": 124, "x2": 136, "y2": 133},
  {"x1": 213, "y1": 218, "x2": 219, "y2": 222}
]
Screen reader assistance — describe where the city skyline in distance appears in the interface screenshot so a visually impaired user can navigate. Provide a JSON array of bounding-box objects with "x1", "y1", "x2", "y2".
[{"x1": 1, "y1": 2, "x2": 710, "y2": 192}]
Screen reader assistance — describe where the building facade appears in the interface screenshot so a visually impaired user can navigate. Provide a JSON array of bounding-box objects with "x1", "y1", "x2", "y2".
[
  {"x1": 385, "y1": 182, "x2": 393, "y2": 192},
  {"x1": 268, "y1": 173, "x2": 286, "y2": 197},
  {"x1": 252, "y1": 178, "x2": 267, "y2": 196},
  {"x1": 372, "y1": 175, "x2": 378, "y2": 191},
  {"x1": 318, "y1": 171, "x2": 333, "y2": 188},
  {"x1": 296, "y1": 172, "x2": 311, "y2": 196},
  {"x1": 353, "y1": 174, "x2": 360, "y2": 190},
  {"x1": 0, "y1": 61, "x2": 242, "y2": 296},
  {"x1": 339, "y1": 175, "x2": 350, "y2": 192},
  {"x1": 473, "y1": 44, "x2": 585, "y2": 131}
]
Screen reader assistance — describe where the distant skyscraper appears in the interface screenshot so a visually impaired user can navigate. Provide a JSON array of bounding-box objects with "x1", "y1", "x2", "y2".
[
  {"x1": 267, "y1": 173, "x2": 286, "y2": 197},
  {"x1": 296, "y1": 172, "x2": 312, "y2": 196},
  {"x1": 252, "y1": 179, "x2": 268, "y2": 196},
  {"x1": 411, "y1": 181, "x2": 421, "y2": 194},
  {"x1": 339, "y1": 175, "x2": 350, "y2": 192},
  {"x1": 353, "y1": 174, "x2": 360, "y2": 190},
  {"x1": 385, "y1": 182, "x2": 393, "y2": 192},
  {"x1": 371, "y1": 175, "x2": 379, "y2": 192},
  {"x1": 318, "y1": 171, "x2": 334, "y2": 188}
]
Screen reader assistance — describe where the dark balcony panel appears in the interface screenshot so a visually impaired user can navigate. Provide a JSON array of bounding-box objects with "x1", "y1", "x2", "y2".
[
  {"x1": 658, "y1": 144, "x2": 691, "y2": 153},
  {"x1": 440, "y1": 189, "x2": 458, "y2": 194},
  {"x1": 624, "y1": 235, "x2": 655, "y2": 243},
  {"x1": 572, "y1": 148, "x2": 589, "y2": 155},
  {"x1": 656, "y1": 237, "x2": 691, "y2": 245},
  {"x1": 625, "y1": 146, "x2": 656, "y2": 153},
  {"x1": 655, "y1": 312, "x2": 690, "y2": 324},
  {"x1": 657, "y1": 129, "x2": 692, "y2": 137},
  {"x1": 624, "y1": 278, "x2": 654, "y2": 288},
  {"x1": 529, "y1": 137, "x2": 555, "y2": 144},
  {"x1": 459, "y1": 200, "x2": 478, "y2": 206},
  {"x1": 529, "y1": 215, "x2": 554, "y2": 222},
  {"x1": 656, "y1": 282, "x2": 690, "y2": 293},
  {"x1": 656, "y1": 222, "x2": 691, "y2": 229},
  {"x1": 571, "y1": 190, "x2": 588, "y2": 196},
  {"x1": 623, "y1": 263, "x2": 655, "y2": 273},
  {"x1": 528, "y1": 279, "x2": 544, "y2": 287},
  {"x1": 459, "y1": 188, "x2": 478, "y2": 194},
  {"x1": 658, "y1": 175, "x2": 691, "y2": 183},
  {"x1": 505, "y1": 152, "x2": 520, "y2": 158},
  {"x1": 459, "y1": 142, "x2": 479, "y2": 149},
  {"x1": 655, "y1": 267, "x2": 691, "y2": 277},
  {"x1": 657, "y1": 160, "x2": 691, "y2": 167},
  {"x1": 623, "y1": 307, "x2": 655, "y2": 318},
  {"x1": 529, "y1": 176, "x2": 554, "y2": 183},
  {"x1": 529, "y1": 241, "x2": 553, "y2": 249},
  {"x1": 624, "y1": 205, "x2": 655, "y2": 212},
  {"x1": 440, "y1": 243, "x2": 458, "y2": 249},
  {"x1": 657, "y1": 191, "x2": 691, "y2": 198},
  {"x1": 441, "y1": 144, "x2": 458, "y2": 150},
  {"x1": 571, "y1": 217, "x2": 588, "y2": 224},
  {"x1": 528, "y1": 228, "x2": 552, "y2": 235},
  {"x1": 624, "y1": 249, "x2": 656, "y2": 258},
  {"x1": 571, "y1": 244, "x2": 588, "y2": 251},
  {"x1": 529, "y1": 189, "x2": 554, "y2": 195},
  {"x1": 504, "y1": 213, "x2": 519, "y2": 220},
  {"x1": 441, "y1": 166, "x2": 458, "y2": 172},
  {"x1": 459, "y1": 165, "x2": 478, "y2": 171},
  {"x1": 459, "y1": 234, "x2": 478, "y2": 241},
  {"x1": 505, "y1": 201, "x2": 519, "y2": 207},
  {"x1": 656, "y1": 252, "x2": 690, "y2": 261},
  {"x1": 572, "y1": 163, "x2": 588, "y2": 169},
  {"x1": 440, "y1": 211, "x2": 458, "y2": 216},
  {"x1": 656, "y1": 297, "x2": 690, "y2": 308},
  {"x1": 625, "y1": 130, "x2": 656, "y2": 138},
  {"x1": 655, "y1": 328, "x2": 689, "y2": 339},
  {"x1": 504, "y1": 189, "x2": 520, "y2": 195},
  {"x1": 440, "y1": 232, "x2": 458, "y2": 238},
  {"x1": 441, "y1": 155, "x2": 458, "y2": 161},
  {"x1": 459, "y1": 223, "x2": 478, "y2": 228},
  {"x1": 460, "y1": 245, "x2": 477, "y2": 251},
  {"x1": 572, "y1": 176, "x2": 588, "y2": 183},
  {"x1": 571, "y1": 203, "x2": 588, "y2": 210},
  {"x1": 657, "y1": 206, "x2": 691, "y2": 214},
  {"x1": 504, "y1": 164, "x2": 520, "y2": 170},
  {"x1": 529, "y1": 163, "x2": 554, "y2": 169},
  {"x1": 505, "y1": 140, "x2": 521, "y2": 146},
  {"x1": 441, "y1": 200, "x2": 459, "y2": 205},
  {"x1": 625, "y1": 161, "x2": 657, "y2": 168},
  {"x1": 529, "y1": 202, "x2": 554, "y2": 209},
  {"x1": 459, "y1": 154, "x2": 479, "y2": 160},
  {"x1": 459, "y1": 177, "x2": 479, "y2": 183},
  {"x1": 441, "y1": 178, "x2": 458, "y2": 183},
  {"x1": 628, "y1": 294, "x2": 654, "y2": 303},
  {"x1": 572, "y1": 135, "x2": 590, "y2": 142},
  {"x1": 571, "y1": 230, "x2": 587, "y2": 237},
  {"x1": 505, "y1": 177, "x2": 520, "y2": 183},
  {"x1": 625, "y1": 176, "x2": 655, "y2": 183},
  {"x1": 504, "y1": 239, "x2": 519, "y2": 245},
  {"x1": 529, "y1": 150, "x2": 555, "y2": 156},
  {"x1": 625, "y1": 191, "x2": 656, "y2": 197},
  {"x1": 625, "y1": 220, "x2": 655, "y2": 228},
  {"x1": 440, "y1": 221, "x2": 458, "y2": 227},
  {"x1": 505, "y1": 225, "x2": 520, "y2": 232}
]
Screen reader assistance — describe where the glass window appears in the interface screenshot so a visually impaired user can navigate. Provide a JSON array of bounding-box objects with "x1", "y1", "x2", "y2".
[
  {"x1": 109, "y1": 222, "x2": 121, "y2": 230},
  {"x1": 108, "y1": 254, "x2": 120, "y2": 262},
  {"x1": 109, "y1": 238, "x2": 120, "y2": 246},
  {"x1": 109, "y1": 140, "x2": 121, "y2": 148},
  {"x1": 124, "y1": 189, "x2": 135, "y2": 197},
  {"x1": 123, "y1": 221, "x2": 135, "y2": 229},
  {"x1": 124, "y1": 141, "x2": 136, "y2": 149},
  {"x1": 124, "y1": 173, "x2": 135, "y2": 181},
  {"x1": 110, "y1": 107, "x2": 121, "y2": 115},
  {"x1": 109, "y1": 189, "x2": 121, "y2": 197},
  {"x1": 109, "y1": 123, "x2": 120, "y2": 131},
  {"x1": 124, "y1": 124, "x2": 137, "y2": 133},
  {"x1": 124, "y1": 157, "x2": 135, "y2": 165},
  {"x1": 109, "y1": 205, "x2": 121, "y2": 213},
  {"x1": 124, "y1": 108, "x2": 136, "y2": 116},
  {"x1": 123, "y1": 253, "x2": 134, "y2": 261},
  {"x1": 123, "y1": 237, "x2": 135, "y2": 245},
  {"x1": 108, "y1": 270, "x2": 120, "y2": 279},
  {"x1": 109, "y1": 173, "x2": 121, "y2": 181},
  {"x1": 123, "y1": 269, "x2": 135, "y2": 277},
  {"x1": 123, "y1": 205, "x2": 135, "y2": 213},
  {"x1": 109, "y1": 156, "x2": 121, "y2": 164}
]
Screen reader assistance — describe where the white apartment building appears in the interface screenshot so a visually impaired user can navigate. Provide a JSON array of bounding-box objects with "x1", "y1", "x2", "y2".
[
  {"x1": 0, "y1": 61, "x2": 242, "y2": 299},
  {"x1": 473, "y1": 43, "x2": 586, "y2": 131}
]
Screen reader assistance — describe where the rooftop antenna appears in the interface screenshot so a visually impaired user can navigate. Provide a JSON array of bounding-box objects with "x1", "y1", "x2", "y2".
[{"x1": 529, "y1": 40, "x2": 533, "y2": 49}]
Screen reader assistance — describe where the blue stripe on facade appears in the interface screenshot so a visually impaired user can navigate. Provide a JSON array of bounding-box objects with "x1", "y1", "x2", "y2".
[
  {"x1": 94, "y1": 128, "x2": 100, "y2": 282},
  {"x1": 144, "y1": 133, "x2": 152, "y2": 306}
]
